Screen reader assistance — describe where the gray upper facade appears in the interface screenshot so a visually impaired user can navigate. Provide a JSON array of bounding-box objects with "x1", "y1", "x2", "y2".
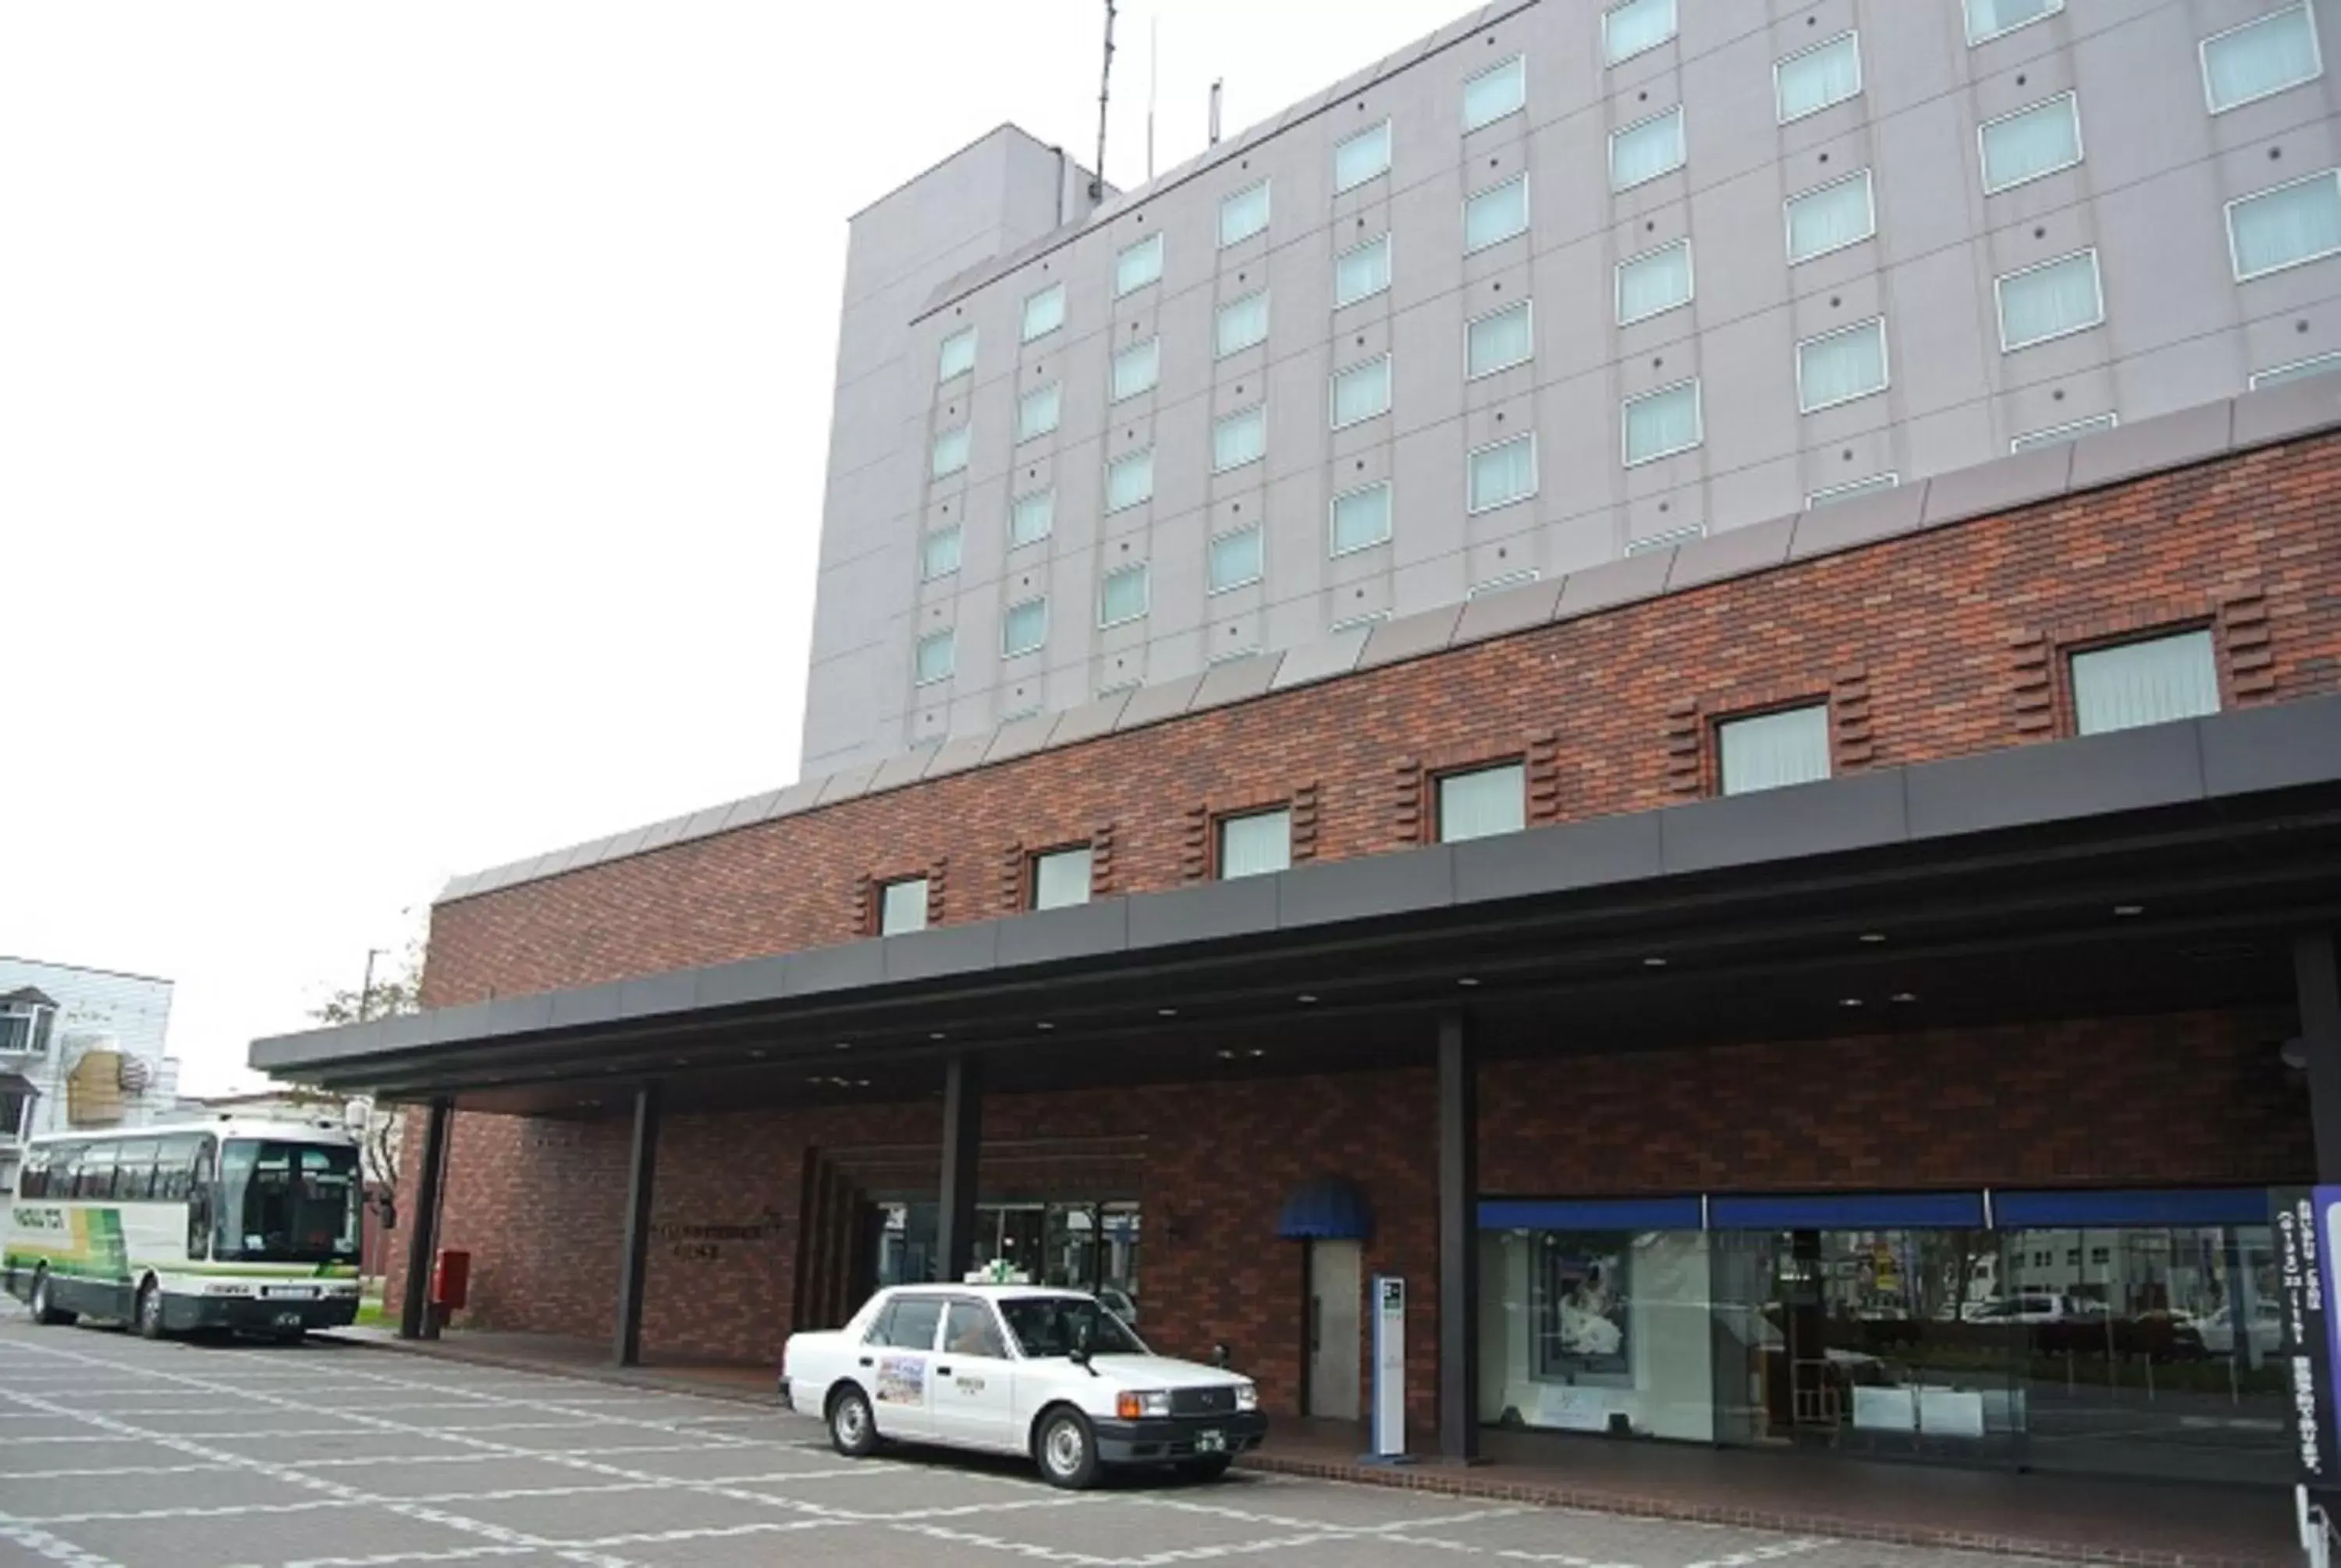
[{"x1": 802, "y1": 0, "x2": 2341, "y2": 775}]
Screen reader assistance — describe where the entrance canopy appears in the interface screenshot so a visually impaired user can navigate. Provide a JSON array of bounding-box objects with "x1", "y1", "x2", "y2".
[{"x1": 251, "y1": 697, "x2": 2341, "y2": 1112}]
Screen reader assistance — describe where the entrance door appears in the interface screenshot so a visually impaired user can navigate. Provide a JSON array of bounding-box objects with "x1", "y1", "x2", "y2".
[{"x1": 1308, "y1": 1240, "x2": 1362, "y2": 1421}]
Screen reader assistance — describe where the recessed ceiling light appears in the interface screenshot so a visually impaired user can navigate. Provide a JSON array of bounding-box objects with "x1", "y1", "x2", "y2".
[
  {"x1": 2113, "y1": 904, "x2": 2145, "y2": 917},
  {"x1": 854, "y1": 1079, "x2": 871, "y2": 1088},
  {"x1": 1458, "y1": 977, "x2": 1481, "y2": 988},
  {"x1": 1296, "y1": 994, "x2": 1318, "y2": 1004},
  {"x1": 1248, "y1": 1048, "x2": 1266, "y2": 1058},
  {"x1": 673, "y1": 1058, "x2": 690, "y2": 1067},
  {"x1": 1839, "y1": 998, "x2": 1864, "y2": 1008},
  {"x1": 929, "y1": 1031, "x2": 947, "y2": 1041},
  {"x1": 1643, "y1": 957, "x2": 1668, "y2": 968},
  {"x1": 805, "y1": 1076, "x2": 824, "y2": 1085},
  {"x1": 1036, "y1": 1021, "x2": 1055, "y2": 1031},
  {"x1": 1216, "y1": 1048, "x2": 1236, "y2": 1060},
  {"x1": 1891, "y1": 992, "x2": 1918, "y2": 1004},
  {"x1": 1859, "y1": 933, "x2": 1887, "y2": 944},
  {"x1": 749, "y1": 1048, "x2": 767, "y2": 1059},
  {"x1": 833, "y1": 1041, "x2": 853, "y2": 1051},
  {"x1": 1158, "y1": 1007, "x2": 1178, "y2": 1017}
]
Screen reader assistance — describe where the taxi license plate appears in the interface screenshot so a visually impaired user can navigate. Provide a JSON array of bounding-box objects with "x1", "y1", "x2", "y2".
[{"x1": 1195, "y1": 1431, "x2": 1227, "y2": 1454}]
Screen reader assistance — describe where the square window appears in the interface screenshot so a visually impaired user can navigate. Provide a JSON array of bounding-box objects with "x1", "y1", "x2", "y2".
[
  {"x1": 1965, "y1": 0, "x2": 2060, "y2": 44},
  {"x1": 1980, "y1": 94, "x2": 2083, "y2": 194},
  {"x1": 1220, "y1": 181, "x2": 1271, "y2": 247},
  {"x1": 1031, "y1": 846, "x2": 1093, "y2": 910},
  {"x1": 1217, "y1": 809, "x2": 1291, "y2": 879},
  {"x1": 1213, "y1": 405, "x2": 1267, "y2": 472},
  {"x1": 1469, "y1": 569, "x2": 1540, "y2": 598},
  {"x1": 1111, "y1": 337, "x2": 1160, "y2": 401},
  {"x1": 1106, "y1": 449, "x2": 1155, "y2": 513},
  {"x1": 1463, "y1": 55, "x2": 1527, "y2": 132},
  {"x1": 937, "y1": 328, "x2": 976, "y2": 384},
  {"x1": 1011, "y1": 490, "x2": 1055, "y2": 547},
  {"x1": 1465, "y1": 175, "x2": 1530, "y2": 252},
  {"x1": 1468, "y1": 301, "x2": 1535, "y2": 378},
  {"x1": 1336, "y1": 234, "x2": 1393, "y2": 307},
  {"x1": 915, "y1": 630, "x2": 955, "y2": 686},
  {"x1": 1623, "y1": 380, "x2": 1702, "y2": 465},
  {"x1": 1217, "y1": 290, "x2": 1270, "y2": 357},
  {"x1": 1099, "y1": 562, "x2": 1149, "y2": 627},
  {"x1": 1021, "y1": 282, "x2": 1065, "y2": 343},
  {"x1": 1438, "y1": 762, "x2": 1526, "y2": 844},
  {"x1": 1209, "y1": 525, "x2": 1264, "y2": 593},
  {"x1": 2072, "y1": 630, "x2": 2219, "y2": 735},
  {"x1": 1616, "y1": 239, "x2": 1693, "y2": 325},
  {"x1": 2252, "y1": 350, "x2": 2341, "y2": 388},
  {"x1": 1605, "y1": 0, "x2": 1676, "y2": 65},
  {"x1": 2228, "y1": 171, "x2": 2341, "y2": 281},
  {"x1": 1335, "y1": 120, "x2": 1392, "y2": 193},
  {"x1": 1776, "y1": 33, "x2": 1862, "y2": 123},
  {"x1": 1001, "y1": 597, "x2": 1049, "y2": 658},
  {"x1": 931, "y1": 424, "x2": 971, "y2": 479},
  {"x1": 1797, "y1": 318, "x2": 1889, "y2": 413},
  {"x1": 879, "y1": 878, "x2": 929, "y2": 935},
  {"x1": 1719, "y1": 705, "x2": 1831, "y2": 796},
  {"x1": 2011, "y1": 413, "x2": 2115, "y2": 452},
  {"x1": 1468, "y1": 434, "x2": 1537, "y2": 513},
  {"x1": 1116, "y1": 232, "x2": 1163, "y2": 296},
  {"x1": 1995, "y1": 250, "x2": 2103, "y2": 351},
  {"x1": 1807, "y1": 474, "x2": 1898, "y2": 507},
  {"x1": 2204, "y1": 4, "x2": 2321, "y2": 114},
  {"x1": 1785, "y1": 170, "x2": 1875, "y2": 264},
  {"x1": 921, "y1": 526, "x2": 962, "y2": 581},
  {"x1": 1018, "y1": 383, "x2": 1061, "y2": 442},
  {"x1": 1611, "y1": 107, "x2": 1685, "y2": 190},
  {"x1": 1330, "y1": 481, "x2": 1393, "y2": 555},
  {"x1": 1330, "y1": 356, "x2": 1393, "y2": 428}
]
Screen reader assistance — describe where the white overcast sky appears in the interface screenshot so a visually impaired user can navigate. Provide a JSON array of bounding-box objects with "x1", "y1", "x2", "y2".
[{"x1": 2, "y1": 0, "x2": 1472, "y2": 1094}]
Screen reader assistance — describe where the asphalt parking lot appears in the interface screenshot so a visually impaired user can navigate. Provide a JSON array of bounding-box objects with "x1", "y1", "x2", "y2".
[{"x1": 0, "y1": 1318, "x2": 2080, "y2": 1568}]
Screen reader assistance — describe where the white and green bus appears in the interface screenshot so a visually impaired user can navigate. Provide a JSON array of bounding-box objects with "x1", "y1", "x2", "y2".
[{"x1": 3, "y1": 1117, "x2": 364, "y2": 1340}]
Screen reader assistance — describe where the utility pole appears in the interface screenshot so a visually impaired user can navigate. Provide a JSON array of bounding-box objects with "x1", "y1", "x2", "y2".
[{"x1": 357, "y1": 948, "x2": 385, "y2": 1023}]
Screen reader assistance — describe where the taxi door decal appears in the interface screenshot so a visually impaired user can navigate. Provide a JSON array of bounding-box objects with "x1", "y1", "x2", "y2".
[{"x1": 875, "y1": 1355, "x2": 926, "y2": 1405}]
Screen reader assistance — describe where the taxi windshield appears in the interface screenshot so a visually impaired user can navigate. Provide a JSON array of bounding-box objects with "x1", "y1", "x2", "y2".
[{"x1": 998, "y1": 1294, "x2": 1150, "y2": 1359}]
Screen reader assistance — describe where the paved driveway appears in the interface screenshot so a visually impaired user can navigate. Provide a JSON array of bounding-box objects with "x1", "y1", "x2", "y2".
[{"x1": 0, "y1": 1318, "x2": 2074, "y2": 1567}]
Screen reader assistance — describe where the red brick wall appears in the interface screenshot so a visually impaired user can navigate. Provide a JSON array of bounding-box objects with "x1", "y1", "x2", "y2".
[
  {"x1": 382, "y1": 1008, "x2": 2306, "y2": 1429},
  {"x1": 417, "y1": 438, "x2": 2341, "y2": 1009}
]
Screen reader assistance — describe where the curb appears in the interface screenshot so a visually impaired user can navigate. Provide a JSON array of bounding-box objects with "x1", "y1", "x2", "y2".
[{"x1": 318, "y1": 1335, "x2": 2278, "y2": 1568}]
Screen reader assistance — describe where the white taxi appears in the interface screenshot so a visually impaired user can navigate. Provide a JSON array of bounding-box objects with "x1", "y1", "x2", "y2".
[{"x1": 779, "y1": 1284, "x2": 1266, "y2": 1489}]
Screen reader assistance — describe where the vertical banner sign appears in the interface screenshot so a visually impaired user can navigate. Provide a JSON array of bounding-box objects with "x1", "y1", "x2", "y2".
[
  {"x1": 1370, "y1": 1275, "x2": 1406, "y2": 1459},
  {"x1": 2273, "y1": 1188, "x2": 2341, "y2": 1493}
]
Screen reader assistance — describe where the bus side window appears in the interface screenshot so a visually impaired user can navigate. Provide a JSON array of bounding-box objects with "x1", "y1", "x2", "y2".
[
  {"x1": 115, "y1": 1141, "x2": 160, "y2": 1202},
  {"x1": 48, "y1": 1144, "x2": 84, "y2": 1200},
  {"x1": 154, "y1": 1135, "x2": 197, "y2": 1202},
  {"x1": 18, "y1": 1146, "x2": 48, "y2": 1199},
  {"x1": 186, "y1": 1138, "x2": 215, "y2": 1260},
  {"x1": 75, "y1": 1145, "x2": 118, "y2": 1201}
]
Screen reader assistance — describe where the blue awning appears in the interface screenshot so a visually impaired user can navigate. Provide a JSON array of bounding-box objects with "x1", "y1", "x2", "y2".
[
  {"x1": 1993, "y1": 1188, "x2": 2272, "y2": 1229},
  {"x1": 1478, "y1": 1197, "x2": 1703, "y2": 1232},
  {"x1": 1277, "y1": 1176, "x2": 1373, "y2": 1240},
  {"x1": 1709, "y1": 1191, "x2": 1987, "y2": 1230}
]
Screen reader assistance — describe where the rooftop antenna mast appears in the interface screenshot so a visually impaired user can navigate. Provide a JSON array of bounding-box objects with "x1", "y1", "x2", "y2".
[
  {"x1": 1146, "y1": 12, "x2": 1159, "y2": 182},
  {"x1": 1090, "y1": 0, "x2": 1118, "y2": 202},
  {"x1": 1209, "y1": 78, "x2": 1224, "y2": 146}
]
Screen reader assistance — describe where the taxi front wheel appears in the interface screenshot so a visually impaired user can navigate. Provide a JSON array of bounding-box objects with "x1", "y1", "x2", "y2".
[{"x1": 1036, "y1": 1407, "x2": 1101, "y2": 1490}]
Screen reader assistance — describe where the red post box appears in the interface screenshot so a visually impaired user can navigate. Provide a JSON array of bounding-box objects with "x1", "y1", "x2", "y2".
[{"x1": 431, "y1": 1248, "x2": 471, "y2": 1314}]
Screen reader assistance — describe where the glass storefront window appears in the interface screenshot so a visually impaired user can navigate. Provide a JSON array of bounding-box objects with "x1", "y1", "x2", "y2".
[
  {"x1": 869, "y1": 1197, "x2": 1139, "y2": 1311},
  {"x1": 1479, "y1": 1213, "x2": 2287, "y2": 1487}
]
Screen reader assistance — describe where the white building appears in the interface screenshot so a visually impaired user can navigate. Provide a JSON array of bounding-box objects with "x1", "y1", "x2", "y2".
[{"x1": 0, "y1": 956, "x2": 183, "y2": 1195}]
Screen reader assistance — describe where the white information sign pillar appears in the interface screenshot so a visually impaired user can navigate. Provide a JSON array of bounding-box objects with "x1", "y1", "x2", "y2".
[{"x1": 1369, "y1": 1275, "x2": 1406, "y2": 1460}]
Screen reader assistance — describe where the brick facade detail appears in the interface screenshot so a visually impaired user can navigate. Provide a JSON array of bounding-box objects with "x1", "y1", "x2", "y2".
[{"x1": 418, "y1": 438, "x2": 2341, "y2": 1008}]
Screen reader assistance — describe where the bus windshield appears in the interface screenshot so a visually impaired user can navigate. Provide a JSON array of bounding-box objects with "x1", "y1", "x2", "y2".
[{"x1": 214, "y1": 1141, "x2": 361, "y2": 1264}]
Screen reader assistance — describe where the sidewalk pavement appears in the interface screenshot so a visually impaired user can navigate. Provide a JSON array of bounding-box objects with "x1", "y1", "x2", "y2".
[{"x1": 316, "y1": 1326, "x2": 2299, "y2": 1568}]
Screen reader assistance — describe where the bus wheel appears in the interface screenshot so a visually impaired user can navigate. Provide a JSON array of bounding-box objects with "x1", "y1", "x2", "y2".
[
  {"x1": 29, "y1": 1268, "x2": 76, "y2": 1328},
  {"x1": 135, "y1": 1279, "x2": 168, "y2": 1340}
]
